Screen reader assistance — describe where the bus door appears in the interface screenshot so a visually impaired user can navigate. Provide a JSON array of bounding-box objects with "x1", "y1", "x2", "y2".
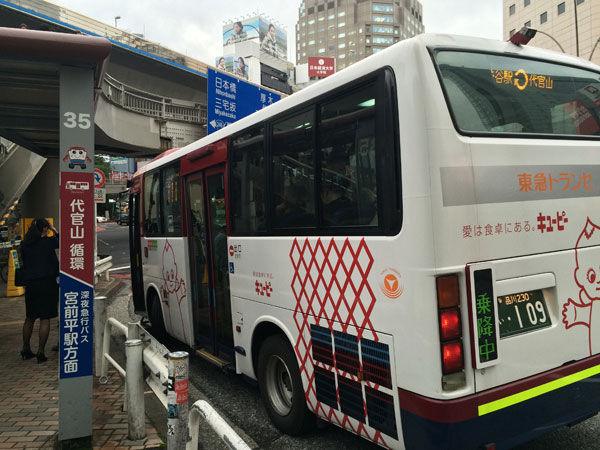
[
  {"x1": 129, "y1": 192, "x2": 145, "y2": 311},
  {"x1": 186, "y1": 164, "x2": 233, "y2": 359}
]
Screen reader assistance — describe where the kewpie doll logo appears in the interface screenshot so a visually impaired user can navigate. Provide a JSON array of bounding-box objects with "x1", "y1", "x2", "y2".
[
  {"x1": 562, "y1": 217, "x2": 600, "y2": 355},
  {"x1": 162, "y1": 240, "x2": 187, "y2": 305},
  {"x1": 161, "y1": 240, "x2": 188, "y2": 341}
]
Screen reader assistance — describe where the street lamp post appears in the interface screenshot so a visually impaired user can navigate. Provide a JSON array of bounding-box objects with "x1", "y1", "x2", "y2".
[
  {"x1": 114, "y1": 16, "x2": 121, "y2": 28},
  {"x1": 573, "y1": 0, "x2": 580, "y2": 56},
  {"x1": 532, "y1": 28, "x2": 565, "y2": 53}
]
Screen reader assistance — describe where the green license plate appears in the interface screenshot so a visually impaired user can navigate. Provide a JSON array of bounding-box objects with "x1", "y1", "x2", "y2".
[{"x1": 497, "y1": 289, "x2": 551, "y2": 338}]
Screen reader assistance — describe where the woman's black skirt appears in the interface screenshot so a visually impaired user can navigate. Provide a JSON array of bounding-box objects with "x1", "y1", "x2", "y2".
[{"x1": 25, "y1": 276, "x2": 59, "y2": 320}]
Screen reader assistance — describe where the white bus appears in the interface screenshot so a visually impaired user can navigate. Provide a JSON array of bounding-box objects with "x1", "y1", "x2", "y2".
[{"x1": 129, "y1": 34, "x2": 600, "y2": 449}]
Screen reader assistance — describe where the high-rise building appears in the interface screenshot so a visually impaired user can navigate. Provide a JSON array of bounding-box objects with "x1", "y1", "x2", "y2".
[
  {"x1": 503, "y1": 0, "x2": 600, "y2": 65},
  {"x1": 295, "y1": 0, "x2": 424, "y2": 71}
]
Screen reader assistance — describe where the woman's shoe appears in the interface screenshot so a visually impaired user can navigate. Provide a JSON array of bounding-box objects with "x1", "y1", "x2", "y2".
[
  {"x1": 36, "y1": 353, "x2": 48, "y2": 363},
  {"x1": 20, "y1": 349, "x2": 35, "y2": 360}
]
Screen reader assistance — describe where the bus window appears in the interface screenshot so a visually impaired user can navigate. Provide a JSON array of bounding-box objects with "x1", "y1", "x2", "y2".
[
  {"x1": 143, "y1": 170, "x2": 161, "y2": 235},
  {"x1": 435, "y1": 51, "x2": 600, "y2": 137},
  {"x1": 320, "y1": 82, "x2": 378, "y2": 227},
  {"x1": 272, "y1": 108, "x2": 316, "y2": 229},
  {"x1": 230, "y1": 126, "x2": 266, "y2": 234},
  {"x1": 162, "y1": 165, "x2": 182, "y2": 235}
]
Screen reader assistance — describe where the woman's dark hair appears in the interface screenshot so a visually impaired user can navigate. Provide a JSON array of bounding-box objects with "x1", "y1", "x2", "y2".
[
  {"x1": 234, "y1": 21, "x2": 243, "y2": 32},
  {"x1": 22, "y1": 218, "x2": 50, "y2": 246}
]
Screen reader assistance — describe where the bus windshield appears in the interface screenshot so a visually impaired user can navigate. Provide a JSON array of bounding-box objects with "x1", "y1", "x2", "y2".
[{"x1": 434, "y1": 50, "x2": 600, "y2": 137}]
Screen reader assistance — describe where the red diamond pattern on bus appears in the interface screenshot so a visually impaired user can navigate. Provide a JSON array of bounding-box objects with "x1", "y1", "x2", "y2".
[{"x1": 290, "y1": 237, "x2": 388, "y2": 447}]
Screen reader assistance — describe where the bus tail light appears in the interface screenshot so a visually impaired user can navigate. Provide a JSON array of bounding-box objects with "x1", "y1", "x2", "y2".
[
  {"x1": 442, "y1": 340, "x2": 463, "y2": 374},
  {"x1": 437, "y1": 275, "x2": 466, "y2": 387},
  {"x1": 437, "y1": 275, "x2": 460, "y2": 308},
  {"x1": 440, "y1": 309, "x2": 461, "y2": 341}
]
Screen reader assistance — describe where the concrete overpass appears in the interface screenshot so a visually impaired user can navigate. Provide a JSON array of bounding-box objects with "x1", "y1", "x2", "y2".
[{"x1": 0, "y1": 0, "x2": 214, "y2": 222}]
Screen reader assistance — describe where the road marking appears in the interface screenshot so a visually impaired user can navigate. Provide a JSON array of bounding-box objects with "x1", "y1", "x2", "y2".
[
  {"x1": 109, "y1": 266, "x2": 130, "y2": 272},
  {"x1": 98, "y1": 238, "x2": 110, "y2": 246},
  {"x1": 0, "y1": 320, "x2": 24, "y2": 327}
]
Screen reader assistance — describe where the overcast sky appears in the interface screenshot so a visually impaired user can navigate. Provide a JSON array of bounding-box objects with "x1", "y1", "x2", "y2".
[{"x1": 48, "y1": 0, "x2": 503, "y2": 65}]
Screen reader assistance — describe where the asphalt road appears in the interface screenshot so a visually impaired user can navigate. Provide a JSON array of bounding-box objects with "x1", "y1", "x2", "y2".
[
  {"x1": 105, "y1": 281, "x2": 600, "y2": 450},
  {"x1": 97, "y1": 221, "x2": 130, "y2": 273}
]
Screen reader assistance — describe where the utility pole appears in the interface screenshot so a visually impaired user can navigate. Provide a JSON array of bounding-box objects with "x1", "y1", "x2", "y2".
[{"x1": 574, "y1": 0, "x2": 580, "y2": 56}]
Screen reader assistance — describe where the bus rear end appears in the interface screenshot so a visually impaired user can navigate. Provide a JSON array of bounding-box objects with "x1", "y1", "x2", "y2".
[{"x1": 402, "y1": 39, "x2": 600, "y2": 449}]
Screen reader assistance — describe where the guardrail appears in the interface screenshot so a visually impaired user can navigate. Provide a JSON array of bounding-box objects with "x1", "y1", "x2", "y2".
[
  {"x1": 102, "y1": 73, "x2": 207, "y2": 125},
  {"x1": 187, "y1": 401, "x2": 252, "y2": 450},
  {"x1": 95, "y1": 255, "x2": 113, "y2": 282},
  {"x1": 97, "y1": 296, "x2": 252, "y2": 449}
]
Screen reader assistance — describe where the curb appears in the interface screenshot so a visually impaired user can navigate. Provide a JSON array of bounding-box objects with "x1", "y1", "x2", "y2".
[{"x1": 96, "y1": 276, "x2": 123, "y2": 300}]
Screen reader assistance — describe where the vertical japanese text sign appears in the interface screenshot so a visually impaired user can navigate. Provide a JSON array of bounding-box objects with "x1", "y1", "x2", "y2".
[
  {"x1": 469, "y1": 267, "x2": 500, "y2": 369},
  {"x1": 58, "y1": 66, "x2": 95, "y2": 441}
]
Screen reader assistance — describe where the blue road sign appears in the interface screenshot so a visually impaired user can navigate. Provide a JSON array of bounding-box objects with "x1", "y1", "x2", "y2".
[{"x1": 207, "y1": 68, "x2": 282, "y2": 134}]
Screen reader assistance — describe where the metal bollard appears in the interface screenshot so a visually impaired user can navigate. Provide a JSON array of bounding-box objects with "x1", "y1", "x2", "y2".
[
  {"x1": 123, "y1": 322, "x2": 141, "y2": 412},
  {"x1": 125, "y1": 338, "x2": 146, "y2": 441},
  {"x1": 167, "y1": 351, "x2": 189, "y2": 450},
  {"x1": 94, "y1": 296, "x2": 107, "y2": 378}
]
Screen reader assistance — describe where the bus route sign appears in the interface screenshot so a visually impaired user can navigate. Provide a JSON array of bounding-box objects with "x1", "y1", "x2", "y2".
[{"x1": 206, "y1": 68, "x2": 282, "y2": 134}]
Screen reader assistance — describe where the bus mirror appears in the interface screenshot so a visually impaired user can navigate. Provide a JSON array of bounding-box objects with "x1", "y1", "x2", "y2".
[{"x1": 509, "y1": 27, "x2": 536, "y2": 46}]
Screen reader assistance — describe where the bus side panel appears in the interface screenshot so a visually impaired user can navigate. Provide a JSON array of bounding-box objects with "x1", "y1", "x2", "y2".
[
  {"x1": 232, "y1": 294, "x2": 405, "y2": 449},
  {"x1": 141, "y1": 236, "x2": 195, "y2": 346}
]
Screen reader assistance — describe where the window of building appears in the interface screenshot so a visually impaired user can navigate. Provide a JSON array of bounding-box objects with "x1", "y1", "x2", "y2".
[
  {"x1": 338, "y1": 53, "x2": 346, "y2": 58},
  {"x1": 302, "y1": 22, "x2": 306, "y2": 27},
  {"x1": 302, "y1": 51, "x2": 306, "y2": 56},
  {"x1": 318, "y1": 16, "x2": 325, "y2": 21},
  {"x1": 359, "y1": 27, "x2": 363, "y2": 33},
  {"x1": 524, "y1": 0, "x2": 530, "y2": 6},
  {"x1": 309, "y1": 28, "x2": 315, "y2": 34},
  {"x1": 558, "y1": 2, "x2": 565, "y2": 14},
  {"x1": 509, "y1": 29, "x2": 516, "y2": 37},
  {"x1": 577, "y1": 0, "x2": 584, "y2": 4},
  {"x1": 373, "y1": 4, "x2": 393, "y2": 12},
  {"x1": 373, "y1": 47, "x2": 385, "y2": 53},
  {"x1": 366, "y1": 38, "x2": 370, "y2": 43},
  {"x1": 329, "y1": 45, "x2": 336, "y2": 51},
  {"x1": 309, "y1": 19, "x2": 315, "y2": 25},
  {"x1": 338, "y1": 22, "x2": 346, "y2": 27},
  {"x1": 308, "y1": 6, "x2": 314, "y2": 14},
  {"x1": 509, "y1": 4, "x2": 515, "y2": 15},
  {"x1": 373, "y1": 15, "x2": 394, "y2": 23},
  {"x1": 540, "y1": 11, "x2": 547, "y2": 23},
  {"x1": 319, "y1": 37, "x2": 325, "y2": 43},
  {"x1": 338, "y1": 43, "x2": 346, "y2": 48},
  {"x1": 373, "y1": 25, "x2": 393, "y2": 33},
  {"x1": 272, "y1": 109, "x2": 315, "y2": 229},
  {"x1": 373, "y1": 36, "x2": 393, "y2": 44},
  {"x1": 318, "y1": 26, "x2": 325, "y2": 32},
  {"x1": 318, "y1": 4, "x2": 325, "y2": 11},
  {"x1": 338, "y1": 11, "x2": 346, "y2": 16},
  {"x1": 328, "y1": 1, "x2": 334, "y2": 8},
  {"x1": 318, "y1": 47, "x2": 326, "y2": 53},
  {"x1": 308, "y1": 39, "x2": 315, "y2": 45},
  {"x1": 338, "y1": 32, "x2": 346, "y2": 38},
  {"x1": 309, "y1": 50, "x2": 315, "y2": 55},
  {"x1": 231, "y1": 127, "x2": 265, "y2": 233},
  {"x1": 524, "y1": 20, "x2": 531, "y2": 27}
]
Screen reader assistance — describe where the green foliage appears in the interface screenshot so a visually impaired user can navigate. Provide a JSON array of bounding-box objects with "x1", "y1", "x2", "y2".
[{"x1": 94, "y1": 155, "x2": 111, "y2": 177}]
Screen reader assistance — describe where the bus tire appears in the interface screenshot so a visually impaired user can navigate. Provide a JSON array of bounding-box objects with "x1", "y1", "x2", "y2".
[
  {"x1": 258, "y1": 334, "x2": 315, "y2": 435},
  {"x1": 149, "y1": 292, "x2": 166, "y2": 339}
]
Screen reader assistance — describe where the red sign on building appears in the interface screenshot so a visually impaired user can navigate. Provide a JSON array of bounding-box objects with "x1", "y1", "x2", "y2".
[{"x1": 308, "y1": 57, "x2": 335, "y2": 78}]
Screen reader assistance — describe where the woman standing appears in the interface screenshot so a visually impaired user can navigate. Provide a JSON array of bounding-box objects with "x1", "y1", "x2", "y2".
[{"x1": 20, "y1": 218, "x2": 59, "y2": 363}]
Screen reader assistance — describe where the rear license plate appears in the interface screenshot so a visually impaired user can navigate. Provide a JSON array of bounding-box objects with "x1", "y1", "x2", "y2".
[{"x1": 497, "y1": 289, "x2": 551, "y2": 338}]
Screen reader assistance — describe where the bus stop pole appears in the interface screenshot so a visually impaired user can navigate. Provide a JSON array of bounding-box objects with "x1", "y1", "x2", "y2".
[{"x1": 167, "y1": 351, "x2": 189, "y2": 449}]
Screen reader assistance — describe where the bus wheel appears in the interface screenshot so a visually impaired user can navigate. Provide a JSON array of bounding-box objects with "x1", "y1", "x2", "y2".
[
  {"x1": 258, "y1": 334, "x2": 315, "y2": 435},
  {"x1": 149, "y1": 293, "x2": 166, "y2": 339}
]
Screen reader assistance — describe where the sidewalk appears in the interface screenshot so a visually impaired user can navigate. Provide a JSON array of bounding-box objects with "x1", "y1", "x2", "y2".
[{"x1": 0, "y1": 278, "x2": 165, "y2": 449}]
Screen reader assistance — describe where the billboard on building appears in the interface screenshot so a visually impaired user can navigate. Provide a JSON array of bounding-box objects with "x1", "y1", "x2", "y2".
[
  {"x1": 232, "y1": 55, "x2": 249, "y2": 80},
  {"x1": 223, "y1": 18, "x2": 260, "y2": 46},
  {"x1": 215, "y1": 55, "x2": 234, "y2": 73},
  {"x1": 258, "y1": 19, "x2": 287, "y2": 61},
  {"x1": 223, "y1": 16, "x2": 287, "y2": 62},
  {"x1": 308, "y1": 57, "x2": 335, "y2": 77}
]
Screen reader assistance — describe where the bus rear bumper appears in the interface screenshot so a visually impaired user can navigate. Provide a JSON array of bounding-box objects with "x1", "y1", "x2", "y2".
[{"x1": 398, "y1": 355, "x2": 600, "y2": 450}]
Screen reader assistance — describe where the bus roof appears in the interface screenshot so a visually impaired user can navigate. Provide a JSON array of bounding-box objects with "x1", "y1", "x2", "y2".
[{"x1": 135, "y1": 33, "x2": 600, "y2": 178}]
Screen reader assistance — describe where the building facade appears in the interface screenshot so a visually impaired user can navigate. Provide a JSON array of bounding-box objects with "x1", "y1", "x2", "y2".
[
  {"x1": 503, "y1": 0, "x2": 600, "y2": 65},
  {"x1": 296, "y1": 0, "x2": 424, "y2": 71}
]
